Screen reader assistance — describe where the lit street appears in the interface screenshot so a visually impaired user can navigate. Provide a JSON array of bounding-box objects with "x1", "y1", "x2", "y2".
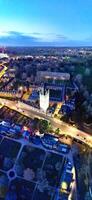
[{"x1": 0, "y1": 98, "x2": 92, "y2": 147}]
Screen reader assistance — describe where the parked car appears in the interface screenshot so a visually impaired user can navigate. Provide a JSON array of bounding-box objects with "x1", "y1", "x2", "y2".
[{"x1": 41, "y1": 134, "x2": 58, "y2": 149}]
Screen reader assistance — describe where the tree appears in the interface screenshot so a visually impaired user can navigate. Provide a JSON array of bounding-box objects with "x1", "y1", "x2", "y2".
[
  {"x1": 32, "y1": 118, "x2": 40, "y2": 130},
  {"x1": 55, "y1": 128, "x2": 60, "y2": 135},
  {"x1": 39, "y1": 119, "x2": 51, "y2": 134}
]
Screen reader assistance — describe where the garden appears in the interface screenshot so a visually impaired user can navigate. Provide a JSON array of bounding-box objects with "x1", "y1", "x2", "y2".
[{"x1": 0, "y1": 138, "x2": 21, "y2": 171}]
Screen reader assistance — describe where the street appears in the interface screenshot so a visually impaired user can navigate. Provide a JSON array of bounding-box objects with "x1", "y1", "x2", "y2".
[{"x1": 0, "y1": 98, "x2": 92, "y2": 147}]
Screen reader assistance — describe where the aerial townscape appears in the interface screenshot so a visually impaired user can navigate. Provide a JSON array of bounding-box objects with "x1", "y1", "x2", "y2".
[
  {"x1": 0, "y1": 0, "x2": 92, "y2": 200},
  {"x1": 0, "y1": 46, "x2": 92, "y2": 200}
]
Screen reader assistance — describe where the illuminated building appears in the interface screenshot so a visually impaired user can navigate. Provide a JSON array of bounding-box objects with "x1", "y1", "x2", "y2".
[
  {"x1": 0, "y1": 53, "x2": 9, "y2": 59},
  {"x1": 39, "y1": 85, "x2": 49, "y2": 113},
  {"x1": 0, "y1": 65, "x2": 7, "y2": 78},
  {"x1": 37, "y1": 71, "x2": 70, "y2": 83}
]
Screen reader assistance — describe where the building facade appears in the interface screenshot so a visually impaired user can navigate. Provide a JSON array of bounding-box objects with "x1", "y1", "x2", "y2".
[{"x1": 39, "y1": 86, "x2": 49, "y2": 113}]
